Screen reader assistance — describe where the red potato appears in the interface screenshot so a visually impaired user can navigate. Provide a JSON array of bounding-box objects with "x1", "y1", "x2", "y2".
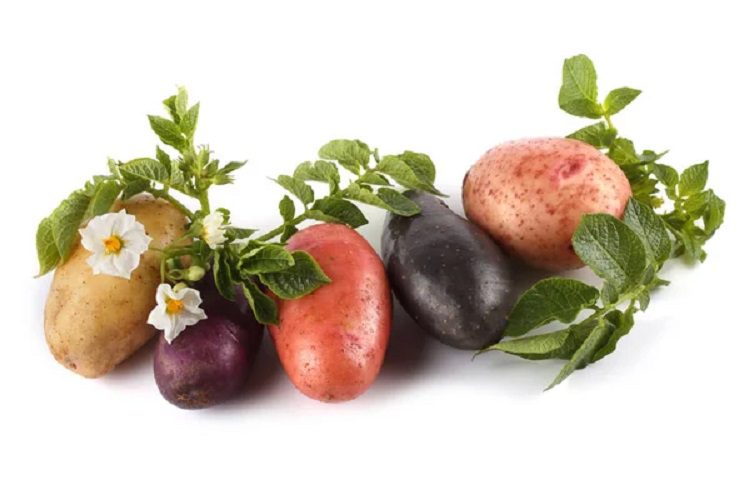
[
  {"x1": 269, "y1": 223, "x2": 391, "y2": 402},
  {"x1": 463, "y1": 138, "x2": 631, "y2": 271}
]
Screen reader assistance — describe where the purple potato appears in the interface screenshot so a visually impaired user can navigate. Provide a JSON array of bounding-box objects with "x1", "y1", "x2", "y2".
[{"x1": 154, "y1": 282, "x2": 263, "y2": 409}]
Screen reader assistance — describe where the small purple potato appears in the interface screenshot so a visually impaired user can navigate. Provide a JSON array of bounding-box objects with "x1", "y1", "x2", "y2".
[{"x1": 154, "y1": 282, "x2": 263, "y2": 409}]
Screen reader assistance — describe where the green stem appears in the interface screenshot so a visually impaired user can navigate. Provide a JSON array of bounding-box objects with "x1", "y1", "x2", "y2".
[
  {"x1": 604, "y1": 113, "x2": 615, "y2": 130},
  {"x1": 197, "y1": 190, "x2": 211, "y2": 214},
  {"x1": 256, "y1": 213, "x2": 309, "y2": 242}
]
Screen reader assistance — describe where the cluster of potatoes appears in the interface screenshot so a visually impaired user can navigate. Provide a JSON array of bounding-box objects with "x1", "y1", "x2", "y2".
[{"x1": 43, "y1": 137, "x2": 630, "y2": 407}]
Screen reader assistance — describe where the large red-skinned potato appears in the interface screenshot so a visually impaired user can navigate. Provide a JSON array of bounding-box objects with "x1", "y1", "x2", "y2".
[
  {"x1": 463, "y1": 138, "x2": 631, "y2": 271},
  {"x1": 269, "y1": 223, "x2": 391, "y2": 402}
]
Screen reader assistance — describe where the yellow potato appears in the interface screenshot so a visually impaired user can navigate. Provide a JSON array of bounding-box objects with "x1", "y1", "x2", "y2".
[{"x1": 44, "y1": 195, "x2": 187, "y2": 378}]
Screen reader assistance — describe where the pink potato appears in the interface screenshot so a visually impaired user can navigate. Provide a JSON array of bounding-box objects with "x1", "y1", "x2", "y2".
[
  {"x1": 462, "y1": 138, "x2": 632, "y2": 271},
  {"x1": 268, "y1": 223, "x2": 391, "y2": 402}
]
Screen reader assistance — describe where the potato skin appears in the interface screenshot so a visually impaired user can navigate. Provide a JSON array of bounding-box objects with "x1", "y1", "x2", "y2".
[
  {"x1": 153, "y1": 282, "x2": 264, "y2": 409},
  {"x1": 382, "y1": 192, "x2": 515, "y2": 349},
  {"x1": 268, "y1": 223, "x2": 391, "y2": 402},
  {"x1": 44, "y1": 195, "x2": 187, "y2": 378},
  {"x1": 463, "y1": 138, "x2": 632, "y2": 271}
]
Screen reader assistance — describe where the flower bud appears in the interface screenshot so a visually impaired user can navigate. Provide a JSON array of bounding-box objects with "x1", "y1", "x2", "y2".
[{"x1": 186, "y1": 265, "x2": 206, "y2": 282}]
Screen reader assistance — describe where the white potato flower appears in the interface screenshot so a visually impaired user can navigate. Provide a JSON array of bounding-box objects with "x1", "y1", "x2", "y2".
[
  {"x1": 79, "y1": 210, "x2": 152, "y2": 279},
  {"x1": 147, "y1": 284, "x2": 208, "y2": 343},
  {"x1": 202, "y1": 211, "x2": 227, "y2": 249}
]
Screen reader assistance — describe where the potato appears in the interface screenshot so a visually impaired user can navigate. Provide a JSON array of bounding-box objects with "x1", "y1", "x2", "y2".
[
  {"x1": 44, "y1": 195, "x2": 187, "y2": 378},
  {"x1": 268, "y1": 223, "x2": 391, "y2": 402},
  {"x1": 382, "y1": 192, "x2": 516, "y2": 349},
  {"x1": 154, "y1": 282, "x2": 263, "y2": 409},
  {"x1": 463, "y1": 138, "x2": 631, "y2": 271}
]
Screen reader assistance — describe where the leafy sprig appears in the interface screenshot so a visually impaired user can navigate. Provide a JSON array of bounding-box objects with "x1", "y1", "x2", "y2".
[
  {"x1": 562, "y1": 54, "x2": 725, "y2": 262},
  {"x1": 480, "y1": 55, "x2": 725, "y2": 389},
  {"x1": 35, "y1": 88, "x2": 441, "y2": 327}
]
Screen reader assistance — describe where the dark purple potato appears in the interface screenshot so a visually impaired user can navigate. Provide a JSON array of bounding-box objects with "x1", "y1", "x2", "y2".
[
  {"x1": 154, "y1": 281, "x2": 263, "y2": 409},
  {"x1": 381, "y1": 191, "x2": 516, "y2": 350}
]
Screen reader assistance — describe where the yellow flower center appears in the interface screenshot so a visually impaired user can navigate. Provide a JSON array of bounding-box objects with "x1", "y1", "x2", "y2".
[
  {"x1": 166, "y1": 298, "x2": 184, "y2": 315},
  {"x1": 103, "y1": 235, "x2": 123, "y2": 254}
]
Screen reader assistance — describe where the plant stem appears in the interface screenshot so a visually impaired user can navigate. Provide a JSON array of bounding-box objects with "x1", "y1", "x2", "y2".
[
  {"x1": 256, "y1": 213, "x2": 309, "y2": 242},
  {"x1": 197, "y1": 190, "x2": 211, "y2": 214}
]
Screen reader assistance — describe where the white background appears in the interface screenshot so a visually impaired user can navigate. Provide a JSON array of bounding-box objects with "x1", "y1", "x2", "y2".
[{"x1": 2, "y1": 1, "x2": 748, "y2": 499}]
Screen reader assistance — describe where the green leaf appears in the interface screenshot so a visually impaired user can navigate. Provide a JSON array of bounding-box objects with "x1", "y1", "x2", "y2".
[
  {"x1": 623, "y1": 198, "x2": 672, "y2": 265},
  {"x1": 122, "y1": 179, "x2": 150, "y2": 200},
  {"x1": 504, "y1": 277, "x2": 600, "y2": 337},
  {"x1": 213, "y1": 251, "x2": 236, "y2": 300},
  {"x1": 343, "y1": 184, "x2": 389, "y2": 210},
  {"x1": 279, "y1": 195, "x2": 295, "y2": 222},
  {"x1": 86, "y1": 180, "x2": 122, "y2": 219},
  {"x1": 275, "y1": 175, "x2": 314, "y2": 206},
  {"x1": 558, "y1": 54, "x2": 603, "y2": 118},
  {"x1": 703, "y1": 191, "x2": 725, "y2": 236},
  {"x1": 259, "y1": 251, "x2": 331, "y2": 299},
  {"x1": 180, "y1": 103, "x2": 200, "y2": 138},
  {"x1": 608, "y1": 138, "x2": 640, "y2": 166},
  {"x1": 573, "y1": 214, "x2": 647, "y2": 293},
  {"x1": 162, "y1": 95, "x2": 179, "y2": 123},
  {"x1": 174, "y1": 87, "x2": 188, "y2": 119},
  {"x1": 294, "y1": 160, "x2": 340, "y2": 184},
  {"x1": 50, "y1": 190, "x2": 92, "y2": 261},
  {"x1": 603, "y1": 87, "x2": 641, "y2": 116},
  {"x1": 567, "y1": 122, "x2": 616, "y2": 148},
  {"x1": 483, "y1": 329, "x2": 571, "y2": 360},
  {"x1": 280, "y1": 225, "x2": 298, "y2": 243},
  {"x1": 378, "y1": 156, "x2": 443, "y2": 195},
  {"x1": 119, "y1": 158, "x2": 171, "y2": 184},
  {"x1": 653, "y1": 163, "x2": 679, "y2": 187},
  {"x1": 591, "y1": 308, "x2": 635, "y2": 363},
  {"x1": 377, "y1": 188, "x2": 421, "y2": 216},
  {"x1": 546, "y1": 318, "x2": 612, "y2": 390},
  {"x1": 225, "y1": 227, "x2": 256, "y2": 241},
  {"x1": 318, "y1": 139, "x2": 371, "y2": 175},
  {"x1": 241, "y1": 245, "x2": 295, "y2": 274},
  {"x1": 683, "y1": 190, "x2": 711, "y2": 217},
  {"x1": 156, "y1": 146, "x2": 172, "y2": 169},
  {"x1": 398, "y1": 151, "x2": 436, "y2": 184},
  {"x1": 241, "y1": 281, "x2": 278, "y2": 325},
  {"x1": 678, "y1": 161, "x2": 709, "y2": 197},
  {"x1": 36, "y1": 217, "x2": 60, "y2": 276},
  {"x1": 359, "y1": 171, "x2": 391, "y2": 186},
  {"x1": 148, "y1": 115, "x2": 186, "y2": 151},
  {"x1": 309, "y1": 198, "x2": 368, "y2": 228}
]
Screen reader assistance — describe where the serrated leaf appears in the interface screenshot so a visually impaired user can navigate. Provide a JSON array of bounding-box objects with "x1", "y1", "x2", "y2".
[
  {"x1": 679, "y1": 161, "x2": 709, "y2": 197},
  {"x1": 294, "y1": 160, "x2": 340, "y2": 183},
  {"x1": 573, "y1": 214, "x2": 647, "y2": 293},
  {"x1": 653, "y1": 163, "x2": 679, "y2": 187},
  {"x1": 36, "y1": 217, "x2": 60, "y2": 276},
  {"x1": 280, "y1": 225, "x2": 298, "y2": 243},
  {"x1": 51, "y1": 190, "x2": 92, "y2": 261},
  {"x1": 174, "y1": 87, "x2": 188, "y2": 119},
  {"x1": 310, "y1": 198, "x2": 368, "y2": 228},
  {"x1": 343, "y1": 183, "x2": 389, "y2": 209},
  {"x1": 398, "y1": 151, "x2": 436, "y2": 184},
  {"x1": 148, "y1": 115, "x2": 186, "y2": 151},
  {"x1": 241, "y1": 245, "x2": 295, "y2": 274},
  {"x1": 119, "y1": 158, "x2": 171, "y2": 184},
  {"x1": 504, "y1": 277, "x2": 600, "y2": 337},
  {"x1": 483, "y1": 329, "x2": 571, "y2": 360},
  {"x1": 162, "y1": 95, "x2": 179, "y2": 123},
  {"x1": 623, "y1": 198, "x2": 671, "y2": 266},
  {"x1": 156, "y1": 146, "x2": 171, "y2": 169},
  {"x1": 567, "y1": 122, "x2": 616, "y2": 148},
  {"x1": 601, "y1": 282, "x2": 619, "y2": 306},
  {"x1": 259, "y1": 251, "x2": 330, "y2": 299},
  {"x1": 213, "y1": 251, "x2": 235, "y2": 300},
  {"x1": 546, "y1": 318, "x2": 612, "y2": 390},
  {"x1": 279, "y1": 195, "x2": 295, "y2": 222},
  {"x1": 378, "y1": 156, "x2": 443, "y2": 195},
  {"x1": 86, "y1": 180, "x2": 122, "y2": 219},
  {"x1": 318, "y1": 139, "x2": 370, "y2": 175},
  {"x1": 603, "y1": 87, "x2": 641, "y2": 116},
  {"x1": 242, "y1": 281, "x2": 278, "y2": 325},
  {"x1": 275, "y1": 175, "x2": 314, "y2": 206},
  {"x1": 684, "y1": 190, "x2": 711, "y2": 217},
  {"x1": 180, "y1": 103, "x2": 200, "y2": 138},
  {"x1": 558, "y1": 54, "x2": 602, "y2": 118},
  {"x1": 377, "y1": 188, "x2": 421, "y2": 216}
]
